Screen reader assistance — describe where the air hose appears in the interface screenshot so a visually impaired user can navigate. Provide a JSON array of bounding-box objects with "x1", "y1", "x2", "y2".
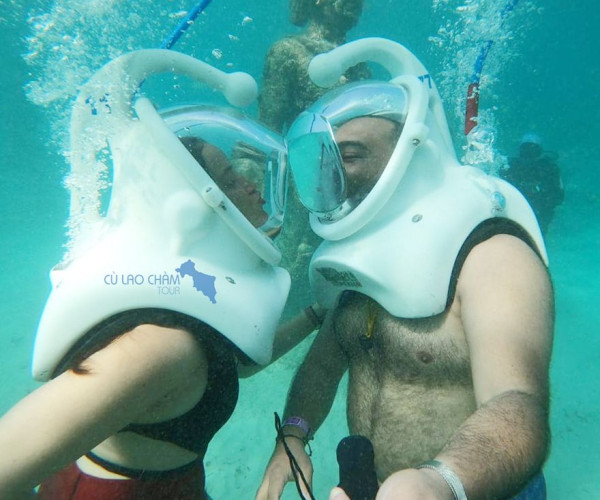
[
  {"x1": 161, "y1": 0, "x2": 214, "y2": 49},
  {"x1": 464, "y1": 0, "x2": 520, "y2": 135}
]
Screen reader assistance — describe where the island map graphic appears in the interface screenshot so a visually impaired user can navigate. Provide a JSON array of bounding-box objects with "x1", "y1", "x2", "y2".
[{"x1": 176, "y1": 259, "x2": 217, "y2": 303}]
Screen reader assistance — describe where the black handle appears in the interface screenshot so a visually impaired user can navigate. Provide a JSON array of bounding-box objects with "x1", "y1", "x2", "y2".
[{"x1": 337, "y1": 435, "x2": 379, "y2": 500}]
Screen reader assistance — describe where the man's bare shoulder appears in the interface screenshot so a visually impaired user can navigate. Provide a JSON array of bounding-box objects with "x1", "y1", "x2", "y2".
[
  {"x1": 456, "y1": 234, "x2": 553, "y2": 404},
  {"x1": 459, "y1": 234, "x2": 549, "y2": 289}
]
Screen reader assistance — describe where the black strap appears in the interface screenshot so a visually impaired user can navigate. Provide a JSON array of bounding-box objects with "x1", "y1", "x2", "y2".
[
  {"x1": 85, "y1": 451, "x2": 203, "y2": 480},
  {"x1": 274, "y1": 412, "x2": 316, "y2": 500}
]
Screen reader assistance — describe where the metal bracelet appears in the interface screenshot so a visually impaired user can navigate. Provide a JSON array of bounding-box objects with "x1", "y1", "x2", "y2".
[{"x1": 417, "y1": 460, "x2": 468, "y2": 500}]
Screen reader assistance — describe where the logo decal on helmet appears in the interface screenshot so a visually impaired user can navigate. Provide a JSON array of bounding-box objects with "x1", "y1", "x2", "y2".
[{"x1": 176, "y1": 259, "x2": 217, "y2": 304}]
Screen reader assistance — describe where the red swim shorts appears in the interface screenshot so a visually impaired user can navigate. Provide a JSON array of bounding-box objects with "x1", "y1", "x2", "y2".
[{"x1": 38, "y1": 461, "x2": 208, "y2": 500}]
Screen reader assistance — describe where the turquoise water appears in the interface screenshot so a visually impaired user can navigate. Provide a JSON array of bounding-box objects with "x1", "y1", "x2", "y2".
[{"x1": 1, "y1": 0, "x2": 598, "y2": 498}]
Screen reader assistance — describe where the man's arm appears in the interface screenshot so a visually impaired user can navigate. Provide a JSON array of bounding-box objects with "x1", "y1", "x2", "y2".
[
  {"x1": 439, "y1": 234, "x2": 552, "y2": 498},
  {"x1": 283, "y1": 307, "x2": 348, "y2": 427},
  {"x1": 256, "y1": 309, "x2": 348, "y2": 500},
  {"x1": 0, "y1": 326, "x2": 208, "y2": 498},
  {"x1": 373, "y1": 234, "x2": 553, "y2": 500},
  {"x1": 238, "y1": 304, "x2": 327, "y2": 378}
]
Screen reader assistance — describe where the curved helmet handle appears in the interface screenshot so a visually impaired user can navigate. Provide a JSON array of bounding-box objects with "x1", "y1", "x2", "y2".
[
  {"x1": 68, "y1": 49, "x2": 258, "y2": 221},
  {"x1": 308, "y1": 37, "x2": 455, "y2": 158},
  {"x1": 309, "y1": 37, "x2": 429, "y2": 87},
  {"x1": 77, "y1": 48, "x2": 257, "y2": 117}
]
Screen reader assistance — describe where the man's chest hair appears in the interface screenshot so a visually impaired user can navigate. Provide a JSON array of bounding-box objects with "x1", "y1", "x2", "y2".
[{"x1": 333, "y1": 292, "x2": 472, "y2": 382}]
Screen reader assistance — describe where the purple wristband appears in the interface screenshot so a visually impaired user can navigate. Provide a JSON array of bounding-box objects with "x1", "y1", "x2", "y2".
[{"x1": 282, "y1": 416, "x2": 311, "y2": 437}]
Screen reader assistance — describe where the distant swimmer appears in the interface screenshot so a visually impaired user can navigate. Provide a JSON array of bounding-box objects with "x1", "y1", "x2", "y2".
[{"x1": 501, "y1": 133, "x2": 564, "y2": 236}]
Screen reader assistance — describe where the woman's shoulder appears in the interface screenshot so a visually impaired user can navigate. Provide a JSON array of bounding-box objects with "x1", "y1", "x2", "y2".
[{"x1": 81, "y1": 325, "x2": 208, "y2": 396}]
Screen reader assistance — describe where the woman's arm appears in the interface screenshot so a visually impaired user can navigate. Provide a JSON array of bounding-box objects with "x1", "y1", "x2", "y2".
[
  {"x1": 238, "y1": 304, "x2": 327, "y2": 378},
  {"x1": 0, "y1": 324, "x2": 208, "y2": 497}
]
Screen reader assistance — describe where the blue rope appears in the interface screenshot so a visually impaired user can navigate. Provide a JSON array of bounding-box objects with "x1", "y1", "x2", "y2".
[
  {"x1": 161, "y1": 0, "x2": 214, "y2": 50},
  {"x1": 470, "y1": 0, "x2": 520, "y2": 84}
]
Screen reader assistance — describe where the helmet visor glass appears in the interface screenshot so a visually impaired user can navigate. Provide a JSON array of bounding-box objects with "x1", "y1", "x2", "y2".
[
  {"x1": 162, "y1": 106, "x2": 287, "y2": 237},
  {"x1": 286, "y1": 81, "x2": 407, "y2": 220},
  {"x1": 287, "y1": 112, "x2": 346, "y2": 216}
]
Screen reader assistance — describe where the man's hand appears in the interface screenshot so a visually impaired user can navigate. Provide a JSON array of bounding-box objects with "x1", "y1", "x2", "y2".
[
  {"x1": 375, "y1": 469, "x2": 454, "y2": 500},
  {"x1": 256, "y1": 438, "x2": 314, "y2": 500},
  {"x1": 327, "y1": 469, "x2": 454, "y2": 500}
]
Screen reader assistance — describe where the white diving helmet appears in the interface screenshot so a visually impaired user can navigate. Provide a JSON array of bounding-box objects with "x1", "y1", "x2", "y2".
[
  {"x1": 33, "y1": 50, "x2": 290, "y2": 380},
  {"x1": 287, "y1": 38, "x2": 547, "y2": 318}
]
